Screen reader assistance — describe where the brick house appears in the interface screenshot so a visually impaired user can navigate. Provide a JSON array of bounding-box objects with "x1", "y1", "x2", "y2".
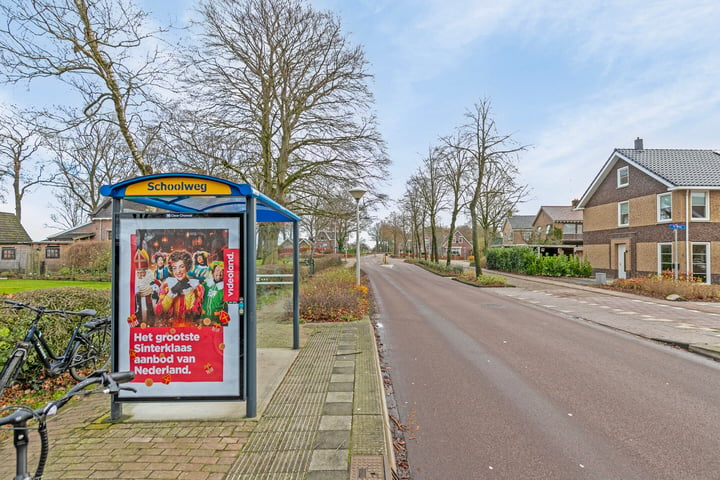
[
  {"x1": 532, "y1": 206, "x2": 584, "y2": 256},
  {"x1": 0, "y1": 212, "x2": 33, "y2": 274},
  {"x1": 313, "y1": 230, "x2": 337, "y2": 254},
  {"x1": 576, "y1": 138, "x2": 720, "y2": 283},
  {"x1": 501, "y1": 215, "x2": 535, "y2": 246},
  {"x1": 440, "y1": 228, "x2": 473, "y2": 259}
]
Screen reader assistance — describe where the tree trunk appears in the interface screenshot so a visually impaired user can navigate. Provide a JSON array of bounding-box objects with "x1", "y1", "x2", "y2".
[
  {"x1": 76, "y1": 0, "x2": 152, "y2": 175},
  {"x1": 470, "y1": 199, "x2": 483, "y2": 277},
  {"x1": 445, "y1": 211, "x2": 459, "y2": 267}
]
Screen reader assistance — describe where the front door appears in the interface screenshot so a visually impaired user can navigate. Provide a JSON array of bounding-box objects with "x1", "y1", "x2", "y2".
[{"x1": 617, "y1": 244, "x2": 627, "y2": 279}]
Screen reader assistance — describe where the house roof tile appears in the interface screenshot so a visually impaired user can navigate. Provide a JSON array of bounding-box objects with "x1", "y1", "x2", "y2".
[
  {"x1": 506, "y1": 215, "x2": 535, "y2": 230},
  {"x1": 0, "y1": 212, "x2": 32, "y2": 243},
  {"x1": 616, "y1": 148, "x2": 720, "y2": 186},
  {"x1": 539, "y1": 206, "x2": 583, "y2": 223},
  {"x1": 577, "y1": 146, "x2": 720, "y2": 209}
]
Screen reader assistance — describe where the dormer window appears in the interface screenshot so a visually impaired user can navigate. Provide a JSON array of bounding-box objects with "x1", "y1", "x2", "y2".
[{"x1": 617, "y1": 166, "x2": 629, "y2": 188}]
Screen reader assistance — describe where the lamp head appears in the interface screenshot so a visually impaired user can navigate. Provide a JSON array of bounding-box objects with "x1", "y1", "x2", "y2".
[{"x1": 348, "y1": 186, "x2": 367, "y2": 201}]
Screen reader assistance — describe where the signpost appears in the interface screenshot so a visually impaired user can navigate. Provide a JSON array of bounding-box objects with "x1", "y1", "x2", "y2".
[{"x1": 669, "y1": 224, "x2": 685, "y2": 281}]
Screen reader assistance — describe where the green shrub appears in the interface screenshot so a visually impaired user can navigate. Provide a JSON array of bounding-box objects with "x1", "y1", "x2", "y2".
[
  {"x1": 487, "y1": 247, "x2": 592, "y2": 278},
  {"x1": 487, "y1": 247, "x2": 536, "y2": 272},
  {"x1": 313, "y1": 254, "x2": 343, "y2": 272},
  {"x1": 416, "y1": 259, "x2": 464, "y2": 276},
  {"x1": 475, "y1": 274, "x2": 509, "y2": 286},
  {"x1": 299, "y1": 267, "x2": 368, "y2": 322},
  {"x1": 611, "y1": 276, "x2": 720, "y2": 300},
  {"x1": 0, "y1": 288, "x2": 110, "y2": 381}
]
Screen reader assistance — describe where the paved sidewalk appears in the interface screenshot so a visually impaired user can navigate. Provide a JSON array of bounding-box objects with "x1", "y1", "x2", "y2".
[
  {"x1": 226, "y1": 321, "x2": 389, "y2": 479},
  {"x1": 487, "y1": 269, "x2": 720, "y2": 358},
  {"x1": 0, "y1": 320, "x2": 392, "y2": 480}
]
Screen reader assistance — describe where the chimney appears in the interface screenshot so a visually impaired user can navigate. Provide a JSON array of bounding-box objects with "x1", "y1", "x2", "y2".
[{"x1": 634, "y1": 137, "x2": 644, "y2": 150}]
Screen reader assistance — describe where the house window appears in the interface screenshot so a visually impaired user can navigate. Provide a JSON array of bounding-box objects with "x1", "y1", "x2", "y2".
[
  {"x1": 564, "y1": 224, "x2": 582, "y2": 235},
  {"x1": 522, "y1": 232, "x2": 532, "y2": 242},
  {"x1": 692, "y1": 243, "x2": 710, "y2": 283},
  {"x1": 617, "y1": 166, "x2": 629, "y2": 187},
  {"x1": 1, "y1": 247, "x2": 16, "y2": 260},
  {"x1": 657, "y1": 193, "x2": 672, "y2": 222},
  {"x1": 545, "y1": 224, "x2": 551, "y2": 235},
  {"x1": 658, "y1": 243, "x2": 673, "y2": 274},
  {"x1": 451, "y1": 247, "x2": 462, "y2": 257},
  {"x1": 691, "y1": 191, "x2": 709, "y2": 220},
  {"x1": 45, "y1": 246, "x2": 60, "y2": 259},
  {"x1": 618, "y1": 201, "x2": 629, "y2": 226}
]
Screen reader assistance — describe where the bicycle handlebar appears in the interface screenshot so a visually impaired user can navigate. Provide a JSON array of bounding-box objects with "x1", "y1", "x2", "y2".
[
  {"x1": 3, "y1": 299, "x2": 98, "y2": 318},
  {"x1": 0, "y1": 371, "x2": 135, "y2": 427}
]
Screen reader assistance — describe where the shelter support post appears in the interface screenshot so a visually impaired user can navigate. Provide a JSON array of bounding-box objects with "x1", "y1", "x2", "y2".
[
  {"x1": 110, "y1": 198, "x2": 122, "y2": 421},
  {"x1": 245, "y1": 196, "x2": 257, "y2": 418},
  {"x1": 293, "y1": 222, "x2": 300, "y2": 350}
]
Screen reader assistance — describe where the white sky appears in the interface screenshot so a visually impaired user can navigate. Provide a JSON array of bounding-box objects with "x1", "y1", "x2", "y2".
[{"x1": 2, "y1": 0, "x2": 720, "y2": 240}]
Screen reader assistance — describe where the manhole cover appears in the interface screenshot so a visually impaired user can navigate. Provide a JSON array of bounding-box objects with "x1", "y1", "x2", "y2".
[{"x1": 350, "y1": 455, "x2": 385, "y2": 479}]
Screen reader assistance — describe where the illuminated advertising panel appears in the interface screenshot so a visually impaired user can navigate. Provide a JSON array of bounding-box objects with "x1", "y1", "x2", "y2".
[{"x1": 115, "y1": 214, "x2": 243, "y2": 400}]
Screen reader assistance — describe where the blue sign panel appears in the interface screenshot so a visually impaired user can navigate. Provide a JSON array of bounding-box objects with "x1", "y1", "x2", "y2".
[{"x1": 669, "y1": 224, "x2": 685, "y2": 230}]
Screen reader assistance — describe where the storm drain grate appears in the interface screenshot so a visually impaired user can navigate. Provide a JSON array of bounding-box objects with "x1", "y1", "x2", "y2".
[{"x1": 350, "y1": 455, "x2": 385, "y2": 479}]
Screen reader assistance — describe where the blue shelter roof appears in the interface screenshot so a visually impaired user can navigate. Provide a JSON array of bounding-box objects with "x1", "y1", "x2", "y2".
[{"x1": 100, "y1": 173, "x2": 300, "y2": 223}]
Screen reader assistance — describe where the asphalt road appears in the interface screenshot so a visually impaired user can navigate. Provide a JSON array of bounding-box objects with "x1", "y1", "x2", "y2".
[{"x1": 364, "y1": 256, "x2": 720, "y2": 480}]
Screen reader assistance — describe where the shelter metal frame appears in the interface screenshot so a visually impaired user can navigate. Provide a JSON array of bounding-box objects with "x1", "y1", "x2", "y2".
[{"x1": 100, "y1": 173, "x2": 301, "y2": 418}]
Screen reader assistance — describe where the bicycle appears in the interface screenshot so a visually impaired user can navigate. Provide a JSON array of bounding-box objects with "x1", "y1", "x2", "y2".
[
  {"x1": 0, "y1": 370, "x2": 135, "y2": 480},
  {"x1": 0, "y1": 300, "x2": 112, "y2": 399}
]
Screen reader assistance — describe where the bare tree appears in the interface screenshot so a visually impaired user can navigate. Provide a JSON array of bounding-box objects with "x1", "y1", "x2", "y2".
[
  {"x1": 474, "y1": 157, "x2": 529, "y2": 255},
  {"x1": 50, "y1": 190, "x2": 90, "y2": 231},
  {"x1": 439, "y1": 133, "x2": 474, "y2": 266},
  {"x1": 45, "y1": 121, "x2": 135, "y2": 229},
  {"x1": 321, "y1": 190, "x2": 357, "y2": 254},
  {"x1": 401, "y1": 180, "x2": 427, "y2": 259},
  {"x1": 184, "y1": 0, "x2": 390, "y2": 263},
  {"x1": 159, "y1": 108, "x2": 250, "y2": 178},
  {"x1": 0, "y1": 0, "x2": 168, "y2": 175},
  {"x1": 411, "y1": 146, "x2": 448, "y2": 263},
  {"x1": 0, "y1": 106, "x2": 54, "y2": 221},
  {"x1": 448, "y1": 98, "x2": 528, "y2": 276}
]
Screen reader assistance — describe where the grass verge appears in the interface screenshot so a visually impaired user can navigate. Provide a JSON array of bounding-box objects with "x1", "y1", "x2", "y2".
[{"x1": 0, "y1": 279, "x2": 110, "y2": 295}]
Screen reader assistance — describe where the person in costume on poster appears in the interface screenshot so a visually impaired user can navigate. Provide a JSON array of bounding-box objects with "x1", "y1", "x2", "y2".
[
  {"x1": 134, "y1": 249, "x2": 159, "y2": 325},
  {"x1": 155, "y1": 249, "x2": 205, "y2": 326},
  {"x1": 202, "y1": 261, "x2": 227, "y2": 325},
  {"x1": 191, "y1": 251, "x2": 210, "y2": 280},
  {"x1": 153, "y1": 251, "x2": 170, "y2": 281}
]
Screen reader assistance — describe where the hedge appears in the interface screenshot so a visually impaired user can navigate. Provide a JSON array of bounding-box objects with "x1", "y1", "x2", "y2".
[{"x1": 487, "y1": 247, "x2": 592, "y2": 278}]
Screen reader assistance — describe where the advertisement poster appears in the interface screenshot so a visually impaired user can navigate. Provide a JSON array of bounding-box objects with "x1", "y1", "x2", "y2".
[{"x1": 116, "y1": 214, "x2": 243, "y2": 400}]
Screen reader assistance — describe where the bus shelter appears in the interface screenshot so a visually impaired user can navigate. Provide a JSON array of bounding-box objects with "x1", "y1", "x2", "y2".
[{"x1": 100, "y1": 173, "x2": 301, "y2": 418}]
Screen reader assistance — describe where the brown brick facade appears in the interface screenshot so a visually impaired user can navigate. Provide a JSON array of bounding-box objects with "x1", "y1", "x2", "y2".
[{"x1": 581, "y1": 154, "x2": 720, "y2": 283}]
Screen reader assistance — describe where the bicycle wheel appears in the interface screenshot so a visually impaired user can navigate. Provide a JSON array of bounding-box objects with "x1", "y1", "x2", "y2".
[
  {"x1": 0, "y1": 347, "x2": 27, "y2": 398},
  {"x1": 69, "y1": 323, "x2": 111, "y2": 381}
]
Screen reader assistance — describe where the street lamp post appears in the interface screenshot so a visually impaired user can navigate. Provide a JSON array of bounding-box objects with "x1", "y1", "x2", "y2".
[{"x1": 348, "y1": 186, "x2": 366, "y2": 286}]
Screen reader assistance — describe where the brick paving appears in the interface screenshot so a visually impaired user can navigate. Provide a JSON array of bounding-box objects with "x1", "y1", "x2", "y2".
[{"x1": 0, "y1": 320, "x2": 391, "y2": 480}]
